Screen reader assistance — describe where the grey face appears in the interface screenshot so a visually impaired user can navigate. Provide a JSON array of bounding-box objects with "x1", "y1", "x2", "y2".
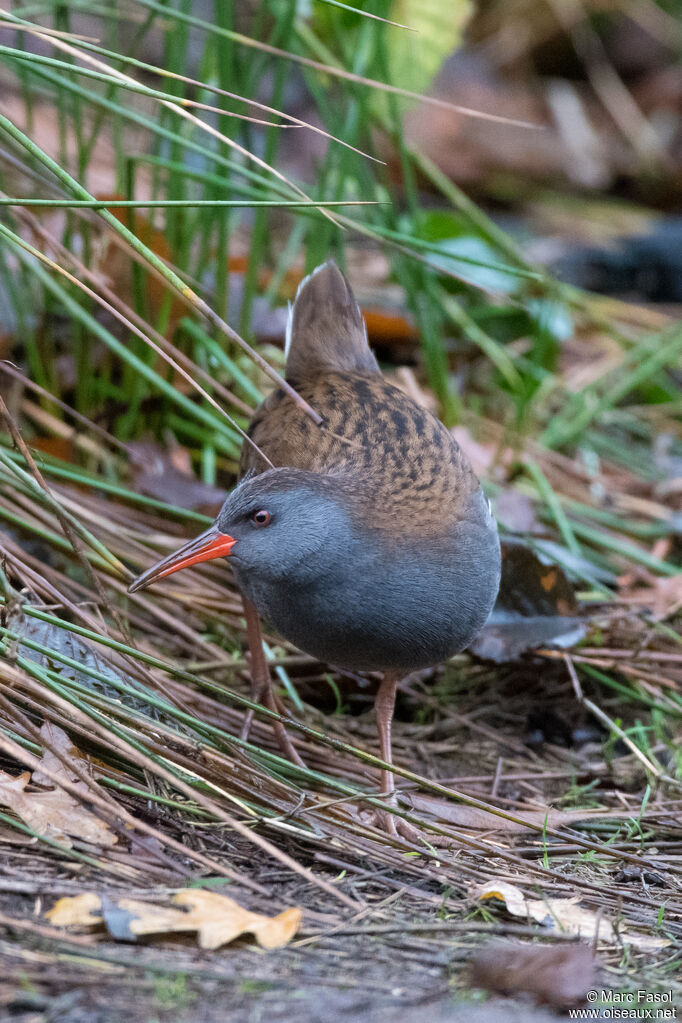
[
  {"x1": 126, "y1": 467, "x2": 355, "y2": 596},
  {"x1": 216, "y1": 468, "x2": 353, "y2": 583}
]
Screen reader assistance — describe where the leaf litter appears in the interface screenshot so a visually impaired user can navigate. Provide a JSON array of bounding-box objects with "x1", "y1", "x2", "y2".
[
  {"x1": 470, "y1": 880, "x2": 670, "y2": 950},
  {"x1": 470, "y1": 941, "x2": 596, "y2": 1009},
  {"x1": 5, "y1": 603, "x2": 159, "y2": 715},
  {"x1": 0, "y1": 723, "x2": 117, "y2": 849},
  {"x1": 45, "y1": 889, "x2": 302, "y2": 950},
  {"x1": 470, "y1": 542, "x2": 587, "y2": 662}
]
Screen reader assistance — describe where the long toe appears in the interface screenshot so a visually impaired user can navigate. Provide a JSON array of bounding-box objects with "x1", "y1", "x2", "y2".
[{"x1": 375, "y1": 806, "x2": 456, "y2": 847}]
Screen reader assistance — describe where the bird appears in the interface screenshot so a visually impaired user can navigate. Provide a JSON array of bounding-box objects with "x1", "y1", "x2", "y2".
[{"x1": 129, "y1": 261, "x2": 501, "y2": 837}]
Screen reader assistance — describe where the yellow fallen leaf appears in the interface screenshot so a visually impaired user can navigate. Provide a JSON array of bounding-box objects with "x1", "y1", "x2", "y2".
[
  {"x1": 118, "y1": 899, "x2": 192, "y2": 937},
  {"x1": 45, "y1": 893, "x2": 103, "y2": 927},
  {"x1": 172, "y1": 889, "x2": 302, "y2": 950},
  {"x1": 44, "y1": 889, "x2": 302, "y2": 950},
  {"x1": 470, "y1": 880, "x2": 669, "y2": 950}
]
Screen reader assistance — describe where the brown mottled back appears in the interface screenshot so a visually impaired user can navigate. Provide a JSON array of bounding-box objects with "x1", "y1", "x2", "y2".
[{"x1": 241, "y1": 263, "x2": 480, "y2": 536}]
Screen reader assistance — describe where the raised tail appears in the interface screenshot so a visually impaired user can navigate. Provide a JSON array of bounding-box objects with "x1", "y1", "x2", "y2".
[{"x1": 284, "y1": 260, "x2": 380, "y2": 382}]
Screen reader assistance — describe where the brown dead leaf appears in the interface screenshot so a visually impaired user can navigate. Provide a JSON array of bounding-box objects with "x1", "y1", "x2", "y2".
[
  {"x1": 0, "y1": 826, "x2": 35, "y2": 846},
  {"x1": 29, "y1": 436, "x2": 78, "y2": 464},
  {"x1": 0, "y1": 769, "x2": 117, "y2": 849},
  {"x1": 32, "y1": 722, "x2": 88, "y2": 786},
  {"x1": 494, "y1": 491, "x2": 540, "y2": 534},
  {"x1": 408, "y1": 795, "x2": 595, "y2": 832},
  {"x1": 45, "y1": 893, "x2": 103, "y2": 928},
  {"x1": 44, "y1": 889, "x2": 302, "y2": 950},
  {"x1": 0, "y1": 722, "x2": 116, "y2": 849},
  {"x1": 470, "y1": 541, "x2": 586, "y2": 662},
  {"x1": 470, "y1": 941, "x2": 596, "y2": 1008},
  {"x1": 470, "y1": 880, "x2": 669, "y2": 950}
]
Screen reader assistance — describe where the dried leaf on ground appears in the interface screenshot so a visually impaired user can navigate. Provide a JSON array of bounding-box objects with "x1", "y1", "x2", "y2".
[
  {"x1": 470, "y1": 940, "x2": 596, "y2": 1008},
  {"x1": 172, "y1": 890, "x2": 302, "y2": 950},
  {"x1": 408, "y1": 795, "x2": 597, "y2": 832},
  {"x1": 6, "y1": 605, "x2": 154, "y2": 711},
  {"x1": 45, "y1": 893, "x2": 103, "y2": 928},
  {"x1": 470, "y1": 880, "x2": 669, "y2": 950},
  {"x1": 45, "y1": 889, "x2": 302, "y2": 950},
  {"x1": 32, "y1": 721, "x2": 89, "y2": 786},
  {"x1": 0, "y1": 769, "x2": 117, "y2": 849},
  {"x1": 470, "y1": 541, "x2": 586, "y2": 662},
  {"x1": 494, "y1": 491, "x2": 541, "y2": 534}
]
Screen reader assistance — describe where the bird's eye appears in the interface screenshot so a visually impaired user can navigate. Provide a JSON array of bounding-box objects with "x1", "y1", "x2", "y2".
[{"x1": 251, "y1": 509, "x2": 271, "y2": 526}]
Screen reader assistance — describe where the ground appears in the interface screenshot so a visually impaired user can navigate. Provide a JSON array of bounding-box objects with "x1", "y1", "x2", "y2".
[{"x1": 1, "y1": 655, "x2": 681, "y2": 1022}]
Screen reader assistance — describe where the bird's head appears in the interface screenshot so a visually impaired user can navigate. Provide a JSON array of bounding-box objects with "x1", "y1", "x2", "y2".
[{"x1": 127, "y1": 468, "x2": 354, "y2": 594}]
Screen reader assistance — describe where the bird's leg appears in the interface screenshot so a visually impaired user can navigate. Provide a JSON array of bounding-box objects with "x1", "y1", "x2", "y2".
[
  {"x1": 375, "y1": 674, "x2": 432, "y2": 844},
  {"x1": 375, "y1": 673, "x2": 406, "y2": 838},
  {"x1": 375, "y1": 674, "x2": 419, "y2": 841},
  {"x1": 240, "y1": 595, "x2": 269, "y2": 737},
  {"x1": 240, "y1": 594, "x2": 305, "y2": 768}
]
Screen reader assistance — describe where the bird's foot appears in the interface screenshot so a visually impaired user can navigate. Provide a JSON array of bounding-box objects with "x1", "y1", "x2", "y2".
[
  {"x1": 380, "y1": 809, "x2": 424, "y2": 844},
  {"x1": 362, "y1": 803, "x2": 455, "y2": 847},
  {"x1": 383, "y1": 811, "x2": 455, "y2": 847}
]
